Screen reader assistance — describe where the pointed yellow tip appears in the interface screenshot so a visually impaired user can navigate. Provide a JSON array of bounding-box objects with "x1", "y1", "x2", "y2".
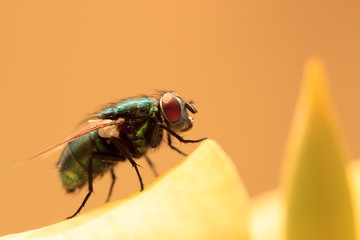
[
  {"x1": 251, "y1": 160, "x2": 360, "y2": 240},
  {"x1": 301, "y1": 57, "x2": 331, "y2": 110},
  {"x1": 282, "y1": 58, "x2": 356, "y2": 240}
]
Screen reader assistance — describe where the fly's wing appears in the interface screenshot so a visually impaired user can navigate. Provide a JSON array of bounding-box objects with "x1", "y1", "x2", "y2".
[{"x1": 14, "y1": 118, "x2": 125, "y2": 168}]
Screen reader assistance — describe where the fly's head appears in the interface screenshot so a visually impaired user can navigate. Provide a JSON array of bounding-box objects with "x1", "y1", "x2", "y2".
[{"x1": 159, "y1": 92, "x2": 198, "y2": 132}]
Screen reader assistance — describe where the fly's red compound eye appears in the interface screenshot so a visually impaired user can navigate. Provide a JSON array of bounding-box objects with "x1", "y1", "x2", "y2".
[{"x1": 161, "y1": 93, "x2": 181, "y2": 122}]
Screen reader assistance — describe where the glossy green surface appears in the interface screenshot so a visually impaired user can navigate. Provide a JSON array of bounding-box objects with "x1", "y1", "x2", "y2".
[{"x1": 57, "y1": 96, "x2": 162, "y2": 192}]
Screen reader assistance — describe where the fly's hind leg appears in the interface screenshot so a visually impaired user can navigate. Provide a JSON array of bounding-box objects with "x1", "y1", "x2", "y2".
[
  {"x1": 67, "y1": 154, "x2": 123, "y2": 219},
  {"x1": 106, "y1": 167, "x2": 116, "y2": 202},
  {"x1": 67, "y1": 158, "x2": 94, "y2": 219},
  {"x1": 93, "y1": 154, "x2": 124, "y2": 203}
]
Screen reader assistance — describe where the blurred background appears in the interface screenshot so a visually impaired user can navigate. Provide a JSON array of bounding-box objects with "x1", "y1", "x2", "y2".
[{"x1": 1, "y1": 0, "x2": 360, "y2": 236}]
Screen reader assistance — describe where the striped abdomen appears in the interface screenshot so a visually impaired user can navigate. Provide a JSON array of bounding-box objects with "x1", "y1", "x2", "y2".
[{"x1": 56, "y1": 130, "x2": 122, "y2": 192}]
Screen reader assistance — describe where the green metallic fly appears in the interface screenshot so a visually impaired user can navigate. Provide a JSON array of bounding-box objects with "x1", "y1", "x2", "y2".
[{"x1": 30, "y1": 91, "x2": 205, "y2": 219}]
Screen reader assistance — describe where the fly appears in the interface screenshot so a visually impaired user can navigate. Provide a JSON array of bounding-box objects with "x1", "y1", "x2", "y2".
[{"x1": 29, "y1": 91, "x2": 205, "y2": 219}]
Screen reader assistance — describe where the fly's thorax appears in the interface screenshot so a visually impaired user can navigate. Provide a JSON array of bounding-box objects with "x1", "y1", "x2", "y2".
[
  {"x1": 159, "y1": 92, "x2": 197, "y2": 132},
  {"x1": 97, "y1": 97, "x2": 158, "y2": 120},
  {"x1": 125, "y1": 118, "x2": 154, "y2": 154}
]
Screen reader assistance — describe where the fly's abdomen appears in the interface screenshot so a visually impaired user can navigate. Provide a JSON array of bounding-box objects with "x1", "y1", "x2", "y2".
[{"x1": 57, "y1": 130, "x2": 117, "y2": 192}]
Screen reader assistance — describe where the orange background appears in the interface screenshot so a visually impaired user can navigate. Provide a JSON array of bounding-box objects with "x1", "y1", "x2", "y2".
[{"x1": 1, "y1": 0, "x2": 360, "y2": 236}]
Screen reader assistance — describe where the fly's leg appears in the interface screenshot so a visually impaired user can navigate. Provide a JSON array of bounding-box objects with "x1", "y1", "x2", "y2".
[
  {"x1": 144, "y1": 154, "x2": 159, "y2": 177},
  {"x1": 93, "y1": 155, "x2": 124, "y2": 202},
  {"x1": 67, "y1": 158, "x2": 94, "y2": 219},
  {"x1": 67, "y1": 155, "x2": 123, "y2": 219},
  {"x1": 106, "y1": 168, "x2": 116, "y2": 202},
  {"x1": 126, "y1": 155, "x2": 144, "y2": 190},
  {"x1": 111, "y1": 138, "x2": 144, "y2": 191},
  {"x1": 159, "y1": 123, "x2": 207, "y2": 143},
  {"x1": 166, "y1": 132, "x2": 187, "y2": 156}
]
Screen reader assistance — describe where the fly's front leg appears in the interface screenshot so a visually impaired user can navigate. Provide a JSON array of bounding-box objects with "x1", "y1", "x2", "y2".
[
  {"x1": 166, "y1": 132, "x2": 187, "y2": 156},
  {"x1": 159, "y1": 123, "x2": 207, "y2": 144}
]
